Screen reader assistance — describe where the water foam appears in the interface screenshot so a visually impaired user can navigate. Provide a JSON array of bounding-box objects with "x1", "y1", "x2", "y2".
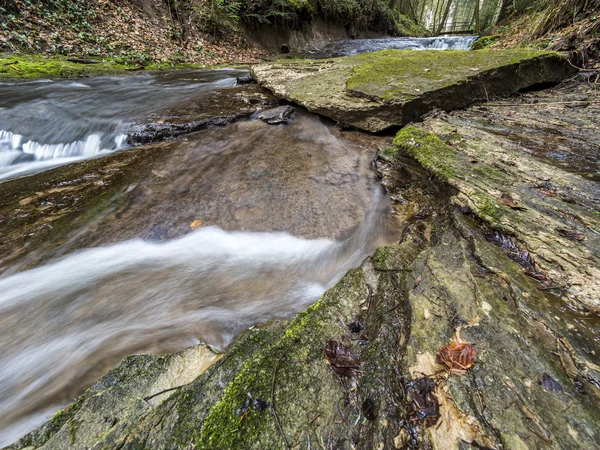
[{"x1": 0, "y1": 129, "x2": 127, "y2": 180}]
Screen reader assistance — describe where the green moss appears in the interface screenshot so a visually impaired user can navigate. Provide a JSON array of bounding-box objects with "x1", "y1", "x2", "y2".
[
  {"x1": 472, "y1": 35, "x2": 501, "y2": 50},
  {"x1": 345, "y1": 49, "x2": 562, "y2": 100},
  {"x1": 23, "y1": 391, "x2": 88, "y2": 447},
  {"x1": 0, "y1": 53, "x2": 128, "y2": 79},
  {"x1": 199, "y1": 269, "x2": 366, "y2": 449},
  {"x1": 0, "y1": 53, "x2": 216, "y2": 80},
  {"x1": 391, "y1": 126, "x2": 457, "y2": 181},
  {"x1": 476, "y1": 196, "x2": 504, "y2": 228}
]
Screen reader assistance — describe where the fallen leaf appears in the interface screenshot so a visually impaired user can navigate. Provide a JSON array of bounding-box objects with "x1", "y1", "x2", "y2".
[
  {"x1": 190, "y1": 219, "x2": 203, "y2": 230},
  {"x1": 436, "y1": 342, "x2": 476, "y2": 374},
  {"x1": 498, "y1": 193, "x2": 526, "y2": 210},
  {"x1": 524, "y1": 269, "x2": 552, "y2": 286},
  {"x1": 323, "y1": 340, "x2": 360, "y2": 377},
  {"x1": 348, "y1": 315, "x2": 364, "y2": 333},
  {"x1": 404, "y1": 377, "x2": 439, "y2": 427},
  {"x1": 556, "y1": 227, "x2": 585, "y2": 242},
  {"x1": 540, "y1": 373, "x2": 563, "y2": 392},
  {"x1": 413, "y1": 275, "x2": 422, "y2": 289}
]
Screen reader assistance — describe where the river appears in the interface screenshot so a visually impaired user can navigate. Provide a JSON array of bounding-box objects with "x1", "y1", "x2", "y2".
[{"x1": 0, "y1": 36, "x2": 476, "y2": 445}]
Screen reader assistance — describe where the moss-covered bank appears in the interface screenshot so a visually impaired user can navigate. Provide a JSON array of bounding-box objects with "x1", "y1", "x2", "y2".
[
  {"x1": 0, "y1": 53, "x2": 232, "y2": 80},
  {"x1": 252, "y1": 49, "x2": 574, "y2": 132}
]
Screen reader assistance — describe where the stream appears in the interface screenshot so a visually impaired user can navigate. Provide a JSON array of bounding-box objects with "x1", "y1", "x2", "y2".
[
  {"x1": 0, "y1": 36, "x2": 493, "y2": 445},
  {"x1": 0, "y1": 72, "x2": 402, "y2": 445}
]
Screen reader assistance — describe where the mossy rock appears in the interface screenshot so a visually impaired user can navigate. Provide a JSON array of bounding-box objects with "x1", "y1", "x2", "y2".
[
  {"x1": 0, "y1": 53, "x2": 217, "y2": 80},
  {"x1": 252, "y1": 49, "x2": 575, "y2": 132}
]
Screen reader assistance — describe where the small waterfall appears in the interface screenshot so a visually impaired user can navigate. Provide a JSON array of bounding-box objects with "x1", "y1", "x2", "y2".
[
  {"x1": 308, "y1": 35, "x2": 479, "y2": 58},
  {"x1": 0, "y1": 69, "x2": 248, "y2": 182},
  {"x1": 0, "y1": 130, "x2": 127, "y2": 180},
  {"x1": 428, "y1": 35, "x2": 479, "y2": 49}
]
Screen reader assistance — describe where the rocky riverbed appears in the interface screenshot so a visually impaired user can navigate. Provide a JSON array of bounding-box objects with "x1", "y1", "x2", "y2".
[{"x1": 3, "y1": 50, "x2": 599, "y2": 449}]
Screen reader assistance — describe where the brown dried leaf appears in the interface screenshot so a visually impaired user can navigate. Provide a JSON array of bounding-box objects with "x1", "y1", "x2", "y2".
[
  {"x1": 190, "y1": 219, "x2": 203, "y2": 230},
  {"x1": 436, "y1": 342, "x2": 477, "y2": 374},
  {"x1": 413, "y1": 275, "x2": 422, "y2": 289},
  {"x1": 556, "y1": 227, "x2": 585, "y2": 242},
  {"x1": 498, "y1": 193, "x2": 526, "y2": 210},
  {"x1": 323, "y1": 340, "x2": 360, "y2": 377}
]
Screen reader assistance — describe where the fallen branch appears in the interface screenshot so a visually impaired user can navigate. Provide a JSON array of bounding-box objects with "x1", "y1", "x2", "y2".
[
  {"x1": 486, "y1": 100, "x2": 597, "y2": 107},
  {"x1": 271, "y1": 346, "x2": 291, "y2": 449}
]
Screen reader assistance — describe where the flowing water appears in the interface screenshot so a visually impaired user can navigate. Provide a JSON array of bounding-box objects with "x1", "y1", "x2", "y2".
[
  {"x1": 0, "y1": 38, "x2": 479, "y2": 444},
  {"x1": 0, "y1": 69, "x2": 247, "y2": 181},
  {"x1": 0, "y1": 72, "x2": 403, "y2": 444},
  {"x1": 306, "y1": 35, "x2": 478, "y2": 58}
]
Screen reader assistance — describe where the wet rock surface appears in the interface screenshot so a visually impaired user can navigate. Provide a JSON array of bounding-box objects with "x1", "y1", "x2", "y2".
[
  {"x1": 251, "y1": 49, "x2": 575, "y2": 132},
  {"x1": 5, "y1": 82, "x2": 600, "y2": 449},
  {"x1": 127, "y1": 84, "x2": 277, "y2": 144},
  {"x1": 383, "y1": 80, "x2": 600, "y2": 312},
  {"x1": 257, "y1": 105, "x2": 295, "y2": 124}
]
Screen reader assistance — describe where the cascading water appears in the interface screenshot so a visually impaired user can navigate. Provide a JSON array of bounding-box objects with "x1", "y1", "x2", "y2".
[
  {"x1": 307, "y1": 35, "x2": 479, "y2": 58},
  {"x1": 0, "y1": 69, "x2": 247, "y2": 181}
]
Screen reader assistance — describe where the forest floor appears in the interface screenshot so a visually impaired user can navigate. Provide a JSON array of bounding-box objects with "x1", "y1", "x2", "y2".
[
  {"x1": 493, "y1": 14, "x2": 600, "y2": 71},
  {"x1": 0, "y1": 0, "x2": 266, "y2": 67}
]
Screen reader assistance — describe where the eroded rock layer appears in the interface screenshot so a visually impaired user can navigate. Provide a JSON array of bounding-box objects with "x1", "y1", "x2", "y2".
[
  {"x1": 251, "y1": 49, "x2": 575, "y2": 132},
  {"x1": 9, "y1": 82, "x2": 600, "y2": 450}
]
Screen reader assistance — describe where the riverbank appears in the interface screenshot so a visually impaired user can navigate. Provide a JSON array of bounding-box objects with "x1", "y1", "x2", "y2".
[
  {"x1": 0, "y1": 53, "x2": 236, "y2": 80},
  {"x1": 7, "y1": 78, "x2": 599, "y2": 449}
]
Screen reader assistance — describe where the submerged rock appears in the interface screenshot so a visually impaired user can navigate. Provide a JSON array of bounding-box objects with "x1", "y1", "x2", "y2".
[
  {"x1": 236, "y1": 75, "x2": 254, "y2": 85},
  {"x1": 128, "y1": 84, "x2": 277, "y2": 144},
  {"x1": 251, "y1": 49, "x2": 575, "y2": 132},
  {"x1": 257, "y1": 105, "x2": 295, "y2": 124}
]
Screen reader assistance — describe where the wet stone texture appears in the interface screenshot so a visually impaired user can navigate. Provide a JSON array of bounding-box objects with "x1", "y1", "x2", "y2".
[
  {"x1": 127, "y1": 84, "x2": 278, "y2": 144},
  {"x1": 251, "y1": 49, "x2": 575, "y2": 132},
  {"x1": 5, "y1": 84, "x2": 600, "y2": 449}
]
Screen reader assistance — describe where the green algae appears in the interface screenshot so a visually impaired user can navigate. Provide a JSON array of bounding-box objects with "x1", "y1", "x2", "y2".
[
  {"x1": 0, "y1": 53, "x2": 130, "y2": 79},
  {"x1": 472, "y1": 35, "x2": 501, "y2": 50}
]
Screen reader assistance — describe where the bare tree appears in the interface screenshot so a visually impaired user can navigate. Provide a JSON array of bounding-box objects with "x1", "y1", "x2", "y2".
[
  {"x1": 435, "y1": 0, "x2": 454, "y2": 34},
  {"x1": 473, "y1": 0, "x2": 481, "y2": 33}
]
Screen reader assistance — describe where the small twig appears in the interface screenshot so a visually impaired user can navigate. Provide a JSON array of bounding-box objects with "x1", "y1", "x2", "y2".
[
  {"x1": 272, "y1": 346, "x2": 291, "y2": 449},
  {"x1": 486, "y1": 100, "x2": 596, "y2": 107},
  {"x1": 366, "y1": 283, "x2": 374, "y2": 316}
]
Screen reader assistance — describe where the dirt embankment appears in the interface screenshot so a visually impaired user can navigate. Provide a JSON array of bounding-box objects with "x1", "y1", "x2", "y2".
[{"x1": 0, "y1": 0, "x2": 265, "y2": 66}]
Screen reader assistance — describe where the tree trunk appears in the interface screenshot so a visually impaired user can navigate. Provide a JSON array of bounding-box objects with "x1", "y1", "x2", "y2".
[
  {"x1": 435, "y1": 0, "x2": 454, "y2": 34},
  {"x1": 496, "y1": 0, "x2": 512, "y2": 24},
  {"x1": 474, "y1": 0, "x2": 481, "y2": 33}
]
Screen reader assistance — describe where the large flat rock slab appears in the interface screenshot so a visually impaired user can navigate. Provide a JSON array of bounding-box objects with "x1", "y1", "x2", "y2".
[
  {"x1": 380, "y1": 81, "x2": 600, "y2": 313},
  {"x1": 251, "y1": 49, "x2": 574, "y2": 132}
]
